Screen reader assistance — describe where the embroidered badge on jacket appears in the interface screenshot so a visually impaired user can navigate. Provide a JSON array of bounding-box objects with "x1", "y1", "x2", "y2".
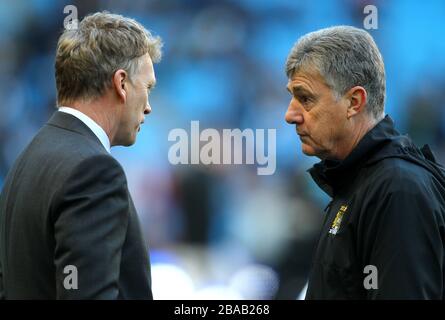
[{"x1": 329, "y1": 205, "x2": 348, "y2": 235}]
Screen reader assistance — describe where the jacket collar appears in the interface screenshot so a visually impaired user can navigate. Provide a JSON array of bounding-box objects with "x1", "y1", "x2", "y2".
[{"x1": 46, "y1": 111, "x2": 107, "y2": 153}]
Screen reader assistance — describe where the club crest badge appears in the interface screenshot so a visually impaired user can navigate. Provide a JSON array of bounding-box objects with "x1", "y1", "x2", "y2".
[{"x1": 328, "y1": 205, "x2": 348, "y2": 235}]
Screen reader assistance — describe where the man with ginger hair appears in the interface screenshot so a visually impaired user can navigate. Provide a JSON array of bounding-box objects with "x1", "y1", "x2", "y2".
[{"x1": 0, "y1": 12, "x2": 162, "y2": 299}]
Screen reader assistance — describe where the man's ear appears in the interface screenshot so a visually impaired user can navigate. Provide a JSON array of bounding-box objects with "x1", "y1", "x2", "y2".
[
  {"x1": 346, "y1": 86, "x2": 367, "y2": 119},
  {"x1": 112, "y1": 69, "x2": 128, "y2": 103}
]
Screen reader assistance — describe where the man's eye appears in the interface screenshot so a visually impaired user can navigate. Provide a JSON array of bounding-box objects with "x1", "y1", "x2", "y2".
[{"x1": 299, "y1": 96, "x2": 311, "y2": 104}]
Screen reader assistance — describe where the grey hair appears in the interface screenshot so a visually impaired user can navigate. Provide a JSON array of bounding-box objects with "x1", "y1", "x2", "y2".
[
  {"x1": 285, "y1": 26, "x2": 385, "y2": 119},
  {"x1": 55, "y1": 11, "x2": 163, "y2": 105}
]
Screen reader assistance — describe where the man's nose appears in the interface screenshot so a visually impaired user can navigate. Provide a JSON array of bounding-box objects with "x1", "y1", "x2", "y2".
[
  {"x1": 285, "y1": 100, "x2": 304, "y2": 125},
  {"x1": 144, "y1": 101, "x2": 152, "y2": 115}
]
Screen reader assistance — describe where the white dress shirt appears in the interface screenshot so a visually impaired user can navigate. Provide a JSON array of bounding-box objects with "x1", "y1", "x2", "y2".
[{"x1": 58, "y1": 106, "x2": 111, "y2": 153}]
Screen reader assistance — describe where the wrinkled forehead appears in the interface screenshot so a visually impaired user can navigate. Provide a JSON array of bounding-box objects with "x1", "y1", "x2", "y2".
[{"x1": 287, "y1": 67, "x2": 330, "y2": 92}]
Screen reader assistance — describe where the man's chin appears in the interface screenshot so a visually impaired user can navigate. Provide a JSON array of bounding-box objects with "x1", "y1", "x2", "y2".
[
  {"x1": 301, "y1": 145, "x2": 330, "y2": 160},
  {"x1": 301, "y1": 144, "x2": 316, "y2": 156},
  {"x1": 124, "y1": 141, "x2": 135, "y2": 147},
  {"x1": 116, "y1": 135, "x2": 137, "y2": 147},
  {"x1": 126, "y1": 137, "x2": 137, "y2": 146}
]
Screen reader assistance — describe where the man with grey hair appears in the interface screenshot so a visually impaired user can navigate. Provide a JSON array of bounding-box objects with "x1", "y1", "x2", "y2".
[
  {"x1": 0, "y1": 12, "x2": 162, "y2": 299},
  {"x1": 285, "y1": 26, "x2": 445, "y2": 299}
]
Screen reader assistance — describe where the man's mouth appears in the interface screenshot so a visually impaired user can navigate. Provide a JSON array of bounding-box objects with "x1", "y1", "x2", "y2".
[
  {"x1": 298, "y1": 133, "x2": 309, "y2": 142},
  {"x1": 296, "y1": 126, "x2": 306, "y2": 136}
]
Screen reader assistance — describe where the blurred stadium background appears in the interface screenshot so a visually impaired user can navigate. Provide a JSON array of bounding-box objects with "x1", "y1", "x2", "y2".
[{"x1": 1, "y1": 0, "x2": 445, "y2": 299}]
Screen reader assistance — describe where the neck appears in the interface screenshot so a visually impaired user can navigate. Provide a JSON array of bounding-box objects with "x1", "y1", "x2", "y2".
[
  {"x1": 60, "y1": 98, "x2": 118, "y2": 143},
  {"x1": 334, "y1": 115, "x2": 380, "y2": 161}
]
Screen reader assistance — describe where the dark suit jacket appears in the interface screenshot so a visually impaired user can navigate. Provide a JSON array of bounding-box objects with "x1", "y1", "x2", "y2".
[{"x1": 0, "y1": 111, "x2": 152, "y2": 299}]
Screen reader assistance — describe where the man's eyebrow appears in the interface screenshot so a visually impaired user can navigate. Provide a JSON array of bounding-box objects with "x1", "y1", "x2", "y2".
[{"x1": 287, "y1": 85, "x2": 313, "y2": 96}]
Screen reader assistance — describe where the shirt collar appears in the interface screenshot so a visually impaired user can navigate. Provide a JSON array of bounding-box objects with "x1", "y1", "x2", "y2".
[{"x1": 58, "y1": 106, "x2": 111, "y2": 153}]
